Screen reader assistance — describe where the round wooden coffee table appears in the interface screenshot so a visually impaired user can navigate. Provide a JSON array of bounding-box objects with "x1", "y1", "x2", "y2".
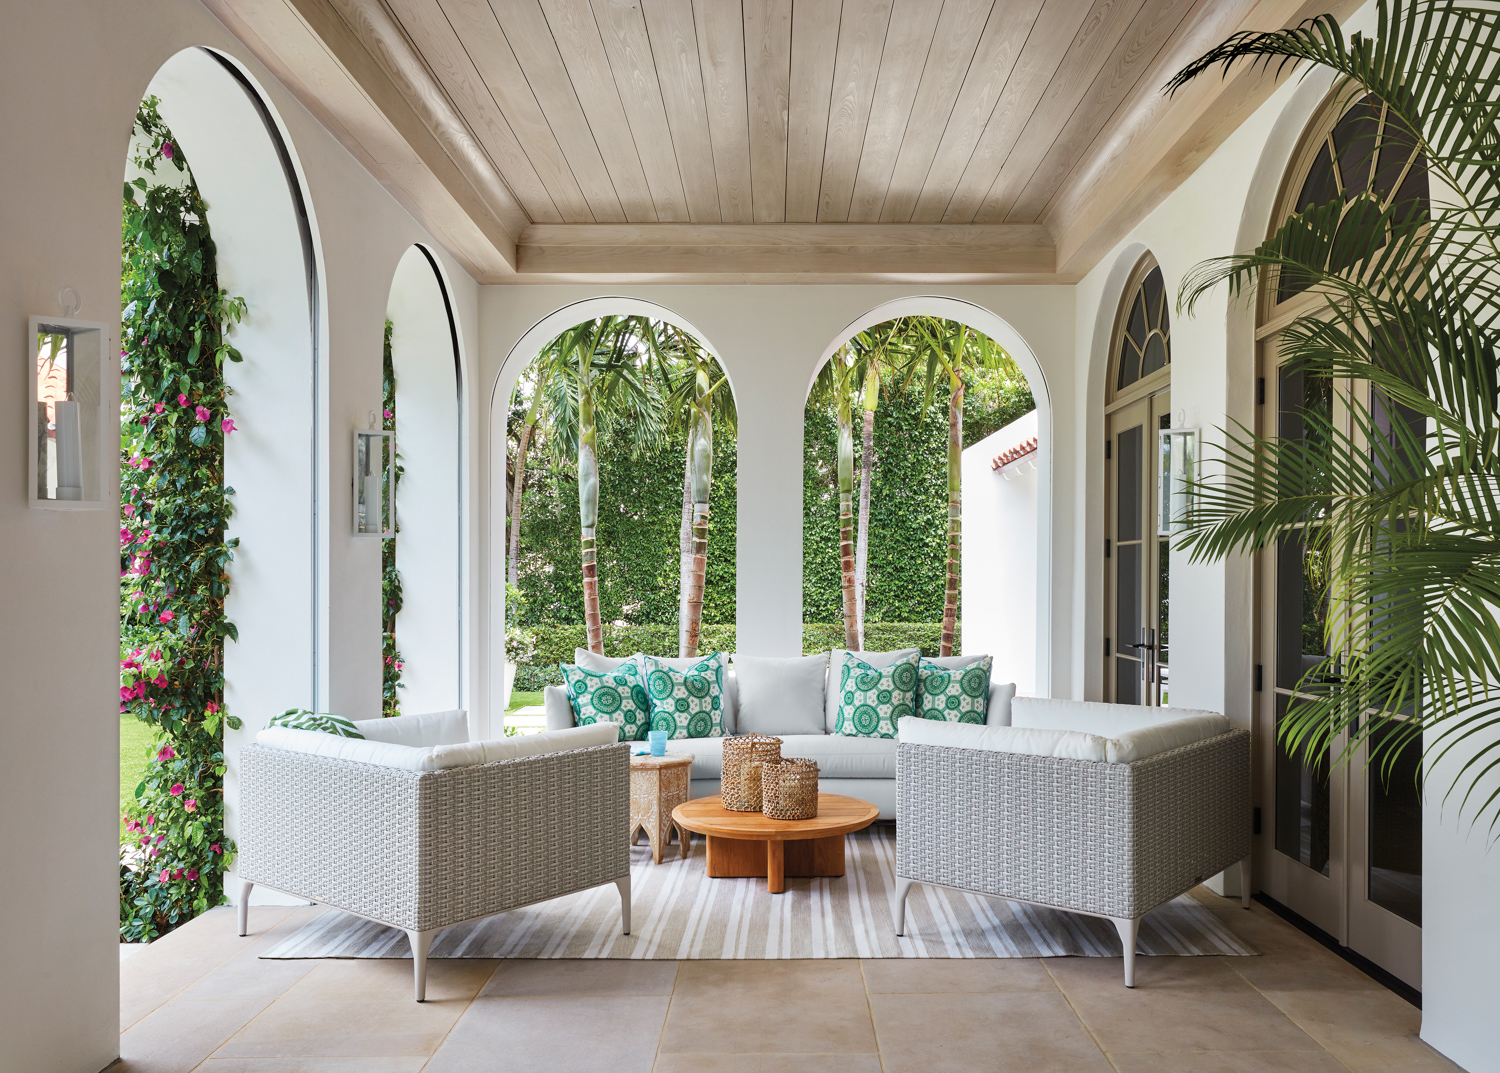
[{"x1": 672, "y1": 793, "x2": 880, "y2": 894}]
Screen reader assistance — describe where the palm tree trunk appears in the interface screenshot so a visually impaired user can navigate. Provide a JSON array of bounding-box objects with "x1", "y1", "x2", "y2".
[
  {"x1": 578, "y1": 392, "x2": 603, "y2": 654},
  {"x1": 683, "y1": 407, "x2": 713, "y2": 658},
  {"x1": 941, "y1": 383, "x2": 963, "y2": 657},
  {"x1": 855, "y1": 406, "x2": 874, "y2": 650},
  {"x1": 507, "y1": 421, "x2": 533, "y2": 588},
  {"x1": 838, "y1": 401, "x2": 859, "y2": 651},
  {"x1": 677, "y1": 451, "x2": 692, "y2": 656}
]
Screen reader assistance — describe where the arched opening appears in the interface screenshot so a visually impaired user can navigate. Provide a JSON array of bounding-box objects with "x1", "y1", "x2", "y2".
[
  {"x1": 805, "y1": 298, "x2": 1050, "y2": 696},
  {"x1": 490, "y1": 300, "x2": 736, "y2": 725},
  {"x1": 1103, "y1": 254, "x2": 1172, "y2": 707},
  {"x1": 1250, "y1": 88, "x2": 1429, "y2": 988},
  {"x1": 119, "y1": 47, "x2": 321, "y2": 925},
  {"x1": 383, "y1": 245, "x2": 463, "y2": 717}
]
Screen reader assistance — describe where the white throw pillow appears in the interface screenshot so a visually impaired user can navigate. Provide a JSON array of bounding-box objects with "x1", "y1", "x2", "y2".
[
  {"x1": 824, "y1": 648, "x2": 919, "y2": 732},
  {"x1": 897, "y1": 717, "x2": 1108, "y2": 761},
  {"x1": 353, "y1": 709, "x2": 469, "y2": 747},
  {"x1": 733, "y1": 653, "x2": 827, "y2": 736}
]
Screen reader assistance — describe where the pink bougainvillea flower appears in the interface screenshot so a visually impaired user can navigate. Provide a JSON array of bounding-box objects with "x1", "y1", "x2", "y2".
[
  {"x1": 210, "y1": 843, "x2": 222, "y2": 855},
  {"x1": 119, "y1": 686, "x2": 134, "y2": 702},
  {"x1": 194, "y1": 404, "x2": 210, "y2": 422},
  {"x1": 158, "y1": 868, "x2": 170, "y2": 883},
  {"x1": 206, "y1": 700, "x2": 219, "y2": 713},
  {"x1": 121, "y1": 527, "x2": 132, "y2": 543},
  {"x1": 145, "y1": 815, "x2": 155, "y2": 826},
  {"x1": 154, "y1": 401, "x2": 164, "y2": 414},
  {"x1": 161, "y1": 142, "x2": 174, "y2": 160},
  {"x1": 156, "y1": 745, "x2": 176, "y2": 762},
  {"x1": 169, "y1": 783, "x2": 184, "y2": 797},
  {"x1": 185, "y1": 868, "x2": 199, "y2": 881},
  {"x1": 158, "y1": 610, "x2": 174, "y2": 624},
  {"x1": 123, "y1": 503, "x2": 135, "y2": 516},
  {"x1": 149, "y1": 847, "x2": 160, "y2": 859},
  {"x1": 184, "y1": 799, "x2": 197, "y2": 813},
  {"x1": 383, "y1": 409, "x2": 393, "y2": 419},
  {"x1": 177, "y1": 393, "x2": 189, "y2": 406},
  {"x1": 221, "y1": 417, "x2": 237, "y2": 435}
]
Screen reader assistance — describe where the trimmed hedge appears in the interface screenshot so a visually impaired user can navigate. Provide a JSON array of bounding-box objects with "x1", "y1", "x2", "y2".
[{"x1": 510, "y1": 621, "x2": 958, "y2": 691}]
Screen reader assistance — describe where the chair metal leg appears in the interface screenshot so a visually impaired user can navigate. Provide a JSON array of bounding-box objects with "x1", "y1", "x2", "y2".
[
  {"x1": 407, "y1": 929, "x2": 434, "y2": 1002},
  {"x1": 1240, "y1": 855, "x2": 1252, "y2": 909},
  {"x1": 237, "y1": 878, "x2": 254, "y2": 937},
  {"x1": 615, "y1": 874, "x2": 631, "y2": 935},
  {"x1": 1112, "y1": 917, "x2": 1140, "y2": 987},
  {"x1": 893, "y1": 877, "x2": 915, "y2": 936}
]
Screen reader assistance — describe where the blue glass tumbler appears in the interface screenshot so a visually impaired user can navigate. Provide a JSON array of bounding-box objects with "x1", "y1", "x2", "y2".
[{"x1": 648, "y1": 730, "x2": 668, "y2": 757}]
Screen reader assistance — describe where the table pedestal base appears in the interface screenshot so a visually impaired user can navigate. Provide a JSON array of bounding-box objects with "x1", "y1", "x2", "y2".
[{"x1": 704, "y1": 833, "x2": 845, "y2": 893}]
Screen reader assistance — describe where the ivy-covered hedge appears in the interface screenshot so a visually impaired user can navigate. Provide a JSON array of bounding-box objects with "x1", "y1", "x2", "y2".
[{"x1": 510, "y1": 621, "x2": 958, "y2": 690}]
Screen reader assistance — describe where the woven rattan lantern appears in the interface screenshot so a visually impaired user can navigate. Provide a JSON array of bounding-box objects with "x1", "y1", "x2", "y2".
[{"x1": 721, "y1": 734, "x2": 782, "y2": 811}]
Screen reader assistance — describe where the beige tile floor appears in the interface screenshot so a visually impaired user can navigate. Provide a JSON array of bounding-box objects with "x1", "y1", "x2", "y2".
[{"x1": 115, "y1": 888, "x2": 1465, "y2": 1073}]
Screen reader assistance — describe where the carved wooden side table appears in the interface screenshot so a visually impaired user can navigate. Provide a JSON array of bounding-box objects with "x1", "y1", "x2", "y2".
[{"x1": 629, "y1": 753, "x2": 693, "y2": 864}]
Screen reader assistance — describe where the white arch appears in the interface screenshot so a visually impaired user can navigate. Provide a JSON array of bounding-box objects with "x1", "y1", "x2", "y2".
[
  {"x1": 387, "y1": 245, "x2": 463, "y2": 714},
  {"x1": 143, "y1": 46, "x2": 323, "y2": 905},
  {"x1": 487, "y1": 296, "x2": 729, "y2": 727},
  {"x1": 810, "y1": 296, "x2": 1054, "y2": 696}
]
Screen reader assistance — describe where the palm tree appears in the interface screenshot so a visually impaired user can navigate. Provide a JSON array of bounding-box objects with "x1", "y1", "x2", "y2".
[
  {"x1": 847, "y1": 320, "x2": 907, "y2": 648},
  {"x1": 507, "y1": 366, "x2": 550, "y2": 588},
  {"x1": 905, "y1": 318, "x2": 1013, "y2": 656},
  {"x1": 530, "y1": 316, "x2": 661, "y2": 653},
  {"x1": 1167, "y1": 1, "x2": 1500, "y2": 824},
  {"x1": 810, "y1": 345, "x2": 866, "y2": 649}
]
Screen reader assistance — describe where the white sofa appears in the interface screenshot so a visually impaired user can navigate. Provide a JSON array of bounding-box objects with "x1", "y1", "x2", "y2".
[{"x1": 541, "y1": 650, "x2": 1018, "y2": 819}]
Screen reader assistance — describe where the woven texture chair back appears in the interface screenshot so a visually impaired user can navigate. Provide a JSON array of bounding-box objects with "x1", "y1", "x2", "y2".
[
  {"x1": 721, "y1": 734, "x2": 782, "y2": 811},
  {"x1": 761, "y1": 758, "x2": 819, "y2": 820}
]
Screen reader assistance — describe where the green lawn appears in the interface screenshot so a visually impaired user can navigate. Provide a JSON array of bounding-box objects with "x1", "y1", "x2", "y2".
[
  {"x1": 120, "y1": 714, "x2": 159, "y2": 840},
  {"x1": 508, "y1": 690, "x2": 543, "y2": 711}
]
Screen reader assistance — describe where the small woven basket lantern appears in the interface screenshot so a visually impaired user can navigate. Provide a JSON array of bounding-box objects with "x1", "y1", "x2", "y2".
[
  {"x1": 761, "y1": 758, "x2": 820, "y2": 821},
  {"x1": 721, "y1": 734, "x2": 782, "y2": 811}
]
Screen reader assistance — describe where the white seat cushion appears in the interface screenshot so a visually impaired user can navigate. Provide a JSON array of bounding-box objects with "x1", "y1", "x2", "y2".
[
  {"x1": 650, "y1": 733, "x2": 897, "y2": 781},
  {"x1": 352, "y1": 709, "x2": 468, "y2": 747},
  {"x1": 256, "y1": 721, "x2": 619, "y2": 770},
  {"x1": 898, "y1": 717, "x2": 1108, "y2": 761},
  {"x1": 1105, "y1": 715, "x2": 1231, "y2": 763}
]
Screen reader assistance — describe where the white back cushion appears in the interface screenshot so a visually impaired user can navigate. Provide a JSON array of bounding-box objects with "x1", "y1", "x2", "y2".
[
  {"x1": 897, "y1": 717, "x2": 1107, "y2": 761},
  {"x1": 256, "y1": 720, "x2": 620, "y2": 770},
  {"x1": 986, "y1": 681, "x2": 1017, "y2": 726},
  {"x1": 352, "y1": 709, "x2": 468, "y2": 747},
  {"x1": 1105, "y1": 715, "x2": 1231, "y2": 763},
  {"x1": 1011, "y1": 697, "x2": 1225, "y2": 738},
  {"x1": 733, "y1": 653, "x2": 827, "y2": 736},
  {"x1": 571, "y1": 648, "x2": 633, "y2": 672}
]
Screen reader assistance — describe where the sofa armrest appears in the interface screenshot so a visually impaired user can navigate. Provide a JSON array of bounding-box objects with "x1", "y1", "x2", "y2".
[{"x1": 543, "y1": 685, "x2": 575, "y2": 731}]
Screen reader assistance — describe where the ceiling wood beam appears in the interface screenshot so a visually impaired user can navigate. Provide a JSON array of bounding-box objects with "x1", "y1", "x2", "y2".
[{"x1": 514, "y1": 222, "x2": 1056, "y2": 279}]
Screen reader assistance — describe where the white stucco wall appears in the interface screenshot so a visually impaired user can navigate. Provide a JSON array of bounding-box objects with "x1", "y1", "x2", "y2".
[{"x1": 961, "y1": 411, "x2": 1039, "y2": 697}]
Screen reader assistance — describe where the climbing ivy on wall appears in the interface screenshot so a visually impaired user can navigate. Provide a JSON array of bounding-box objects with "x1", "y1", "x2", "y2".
[
  {"x1": 118, "y1": 97, "x2": 244, "y2": 942},
  {"x1": 382, "y1": 319, "x2": 405, "y2": 717}
]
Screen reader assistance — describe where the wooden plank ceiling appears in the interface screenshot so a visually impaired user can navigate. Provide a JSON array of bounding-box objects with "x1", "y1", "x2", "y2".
[{"x1": 206, "y1": 0, "x2": 1356, "y2": 283}]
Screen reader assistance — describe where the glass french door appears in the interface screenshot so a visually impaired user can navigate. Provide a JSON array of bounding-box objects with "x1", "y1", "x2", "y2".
[
  {"x1": 1106, "y1": 389, "x2": 1170, "y2": 706},
  {"x1": 1256, "y1": 333, "x2": 1422, "y2": 988}
]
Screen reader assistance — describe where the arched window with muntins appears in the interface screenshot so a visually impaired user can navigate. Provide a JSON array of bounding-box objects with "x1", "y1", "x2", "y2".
[{"x1": 1116, "y1": 264, "x2": 1171, "y2": 395}]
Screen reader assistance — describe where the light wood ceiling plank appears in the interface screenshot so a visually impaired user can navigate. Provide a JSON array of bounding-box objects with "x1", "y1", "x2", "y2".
[
  {"x1": 743, "y1": 0, "x2": 791, "y2": 223},
  {"x1": 692, "y1": 0, "x2": 754, "y2": 222},
  {"x1": 641, "y1": 0, "x2": 720, "y2": 221},
  {"x1": 877, "y1": 0, "x2": 994, "y2": 222},
  {"x1": 845, "y1": 0, "x2": 943, "y2": 223},
  {"x1": 939, "y1": 0, "x2": 1092, "y2": 223},
  {"x1": 1004, "y1": 0, "x2": 1199, "y2": 222},
  {"x1": 816, "y1": 0, "x2": 894, "y2": 222},
  {"x1": 538, "y1": 0, "x2": 663, "y2": 221},
  {"x1": 428, "y1": 0, "x2": 591, "y2": 221},
  {"x1": 908, "y1": 0, "x2": 1047, "y2": 222},
  {"x1": 590, "y1": 0, "x2": 692, "y2": 221},
  {"x1": 785, "y1": 0, "x2": 842, "y2": 222},
  {"x1": 972, "y1": 0, "x2": 1146, "y2": 223},
  {"x1": 485, "y1": 0, "x2": 630, "y2": 221}
]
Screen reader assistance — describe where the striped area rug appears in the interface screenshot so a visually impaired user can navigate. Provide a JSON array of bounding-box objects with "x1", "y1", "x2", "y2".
[{"x1": 259, "y1": 827, "x2": 1255, "y2": 960}]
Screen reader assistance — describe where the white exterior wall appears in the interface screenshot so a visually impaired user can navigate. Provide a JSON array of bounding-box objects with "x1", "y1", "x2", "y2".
[{"x1": 961, "y1": 412, "x2": 1039, "y2": 697}]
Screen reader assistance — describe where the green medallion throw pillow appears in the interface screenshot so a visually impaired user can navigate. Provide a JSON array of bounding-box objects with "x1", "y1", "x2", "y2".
[
  {"x1": 917, "y1": 656, "x2": 993, "y2": 724},
  {"x1": 267, "y1": 709, "x2": 364, "y2": 738},
  {"x1": 560, "y1": 661, "x2": 651, "y2": 741},
  {"x1": 641, "y1": 654, "x2": 725, "y2": 739},
  {"x1": 834, "y1": 652, "x2": 919, "y2": 738}
]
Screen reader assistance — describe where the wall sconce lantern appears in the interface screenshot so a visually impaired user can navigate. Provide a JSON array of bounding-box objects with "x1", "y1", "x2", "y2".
[
  {"x1": 1158, "y1": 426, "x2": 1200, "y2": 536},
  {"x1": 30, "y1": 315, "x2": 109, "y2": 509},
  {"x1": 353, "y1": 428, "x2": 395, "y2": 538}
]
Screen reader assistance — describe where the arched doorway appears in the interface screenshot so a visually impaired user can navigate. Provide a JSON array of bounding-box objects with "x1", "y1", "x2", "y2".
[
  {"x1": 1252, "y1": 90, "x2": 1428, "y2": 988},
  {"x1": 1103, "y1": 256, "x2": 1172, "y2": 706},
  {"x1": 384, "y1": 245, "x2": 463, "y2": 716}
]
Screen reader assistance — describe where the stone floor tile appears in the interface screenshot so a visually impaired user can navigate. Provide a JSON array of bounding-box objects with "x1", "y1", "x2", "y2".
[
  {"x1": 860, "y1": 957, "x2": 1056, "y2": 993},
  {"x1": 422, "y1": 995, "x2": 667, "y2": 1073},
  {"x1": 1109, "y1": 1051, "x2": 1351, "y2": 1072},
  {"x1": 1189, "y1": 901, "x2": 1386, "y2": 992},
  {"x1": 279, "y1": 956, "x2": 498, "y2": 1003},
  {"x1": 175, "y1": 945, "x2": 316, "y2": 1004},
  {"x1": 1045, "y1": 953, "x2": 1255, "y2": 993},
  {"x1": 118, "y1": 999, "x2": 268, "y2": 1073},
  {"x1": 212, "y1": 996, "x2": 466, "y2": 1058},
  {"x1": 481, "y1": 957, "x2": 679, "y2": 996},
  {"x1": 195, "y1": 1060, "x2": 428, "y2": 1072},
  {"x1": 1051, "y1": 979, "x2": 1324, "y2": 1054},
  {"x1": 660, "y1": 960, "x2": 876, "y2": 1054},
  {"x1": 653, "y1": 1056, "x2": 883, "y2": 1072},
  {"x1": 1264, "y1": 990, "x2": 1466, "y2": 1072},
  {"x1": 870, "y1": 991, "x2": 1111, "y2": 1073}
]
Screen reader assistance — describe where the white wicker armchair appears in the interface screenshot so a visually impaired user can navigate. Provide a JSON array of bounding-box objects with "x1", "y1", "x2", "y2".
[
  {"x1": 235, "y1": 716, "x2": 630, "y2": 1000},
  {"x1": 893, "y1": 699, "x2": 1252, "y2": 987}
]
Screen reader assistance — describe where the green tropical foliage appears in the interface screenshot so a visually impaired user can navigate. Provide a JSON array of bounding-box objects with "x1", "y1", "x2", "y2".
[
  {"x1": 118, "y1": 97, "x2": 243, "y2": 940},
  {"x1": 1169, "y1": 1, "x2": 1500, "y2": 824},
  {"x1": 382, "y1": 319, "x2": 404, "y2": 717}
]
